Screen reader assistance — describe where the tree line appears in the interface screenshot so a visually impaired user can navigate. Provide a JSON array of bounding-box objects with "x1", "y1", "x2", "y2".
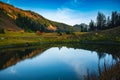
[{"x1": 89, "y1": 11, "x2": 120, "y2": 31}]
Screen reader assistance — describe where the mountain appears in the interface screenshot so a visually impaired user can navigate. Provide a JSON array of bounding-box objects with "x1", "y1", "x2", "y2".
[
  {"x1": 0, "y1": 1, "x2": 75, "y2": 32},
  {"x1": 73, "y1": 23, "x2": 89, "y2": 32}
]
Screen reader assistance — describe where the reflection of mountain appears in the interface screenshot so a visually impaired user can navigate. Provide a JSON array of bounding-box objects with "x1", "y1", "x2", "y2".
[
  {"x1": 0, "y1": 46, "x2": 50, "y2": 70},
  {"x1": 0, "y1": 43, "x2": 119, "y2": 70}
]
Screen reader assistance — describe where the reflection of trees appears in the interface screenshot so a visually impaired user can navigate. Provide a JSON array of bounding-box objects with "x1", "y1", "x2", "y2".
[
  {"x1": 97, "y1": 52, "x2": 106, "y2": 60},
  {"x1": 0, "y1": 45, "x2": 50, "y2": 70},
  {"x1": 0, "y1": 43, "x2": 119, "y2": 70},
  {"x1": 50, "y1": 43, "x2": 120, "y2": 60}
]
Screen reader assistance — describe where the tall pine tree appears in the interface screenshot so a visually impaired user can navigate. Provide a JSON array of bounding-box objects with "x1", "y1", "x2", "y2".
[
  {"x1": 96, "y1": 12, "x2": 106, "y2": 30},
  {"x1": 89, "y1": 20, "x2": 95, "y2": 31},
  {"x1": 106, "y1": 16, "x2": 111, "y2": 29}
]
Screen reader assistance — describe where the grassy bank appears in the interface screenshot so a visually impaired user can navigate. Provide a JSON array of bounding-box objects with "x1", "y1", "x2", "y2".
[{"x1": 0, "y1": 27, "x2": 120, "y2": 47}]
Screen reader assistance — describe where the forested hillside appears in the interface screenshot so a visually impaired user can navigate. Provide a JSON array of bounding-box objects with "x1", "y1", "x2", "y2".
[{"x1": 0, "y1": 1, "x2": 74, "y2": 32}]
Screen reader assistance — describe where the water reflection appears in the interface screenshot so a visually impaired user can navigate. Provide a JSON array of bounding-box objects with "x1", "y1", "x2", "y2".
[
  {"x1": 0, "y1": 46, "x2": 49, "y2": 70},
  {"x1": 0, "y1": 44, "x2": 119, "y2": 80}
]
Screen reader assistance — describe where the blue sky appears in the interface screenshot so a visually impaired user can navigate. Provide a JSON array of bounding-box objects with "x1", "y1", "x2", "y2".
[{"x1": 1, "y1": 0, "x2": 120, "y2": 25}]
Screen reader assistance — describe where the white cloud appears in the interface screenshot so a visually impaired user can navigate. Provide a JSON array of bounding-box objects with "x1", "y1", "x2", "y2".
[
  {"x1": 29, "y1": 0, "x2": 99, "y2": 25},
  {"x1": 34, "y1": 8, "x2": 96, "y2": 26},
  {"x1": 15, "y1": 0, "x2": 98, "y2": 26},
  {"x1": 56, "y1": 8, "x2": 73, "y2": 19}
]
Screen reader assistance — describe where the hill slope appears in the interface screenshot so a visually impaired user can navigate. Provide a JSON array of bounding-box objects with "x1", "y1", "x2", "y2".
[
  {"x1": 0, "y1": 1, "x2": 74, "y2": 32},
  {"x1": 0, "y1": 12, "x2": 21, "y2": 31}
]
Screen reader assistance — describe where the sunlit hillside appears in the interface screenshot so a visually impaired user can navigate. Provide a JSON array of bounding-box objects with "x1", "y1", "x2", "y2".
[{"x1": 0, "y1": 1, "x2": 75, "y2": 32}]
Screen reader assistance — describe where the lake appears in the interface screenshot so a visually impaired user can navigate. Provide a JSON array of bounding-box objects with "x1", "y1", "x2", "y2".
[{"x1": 0, "y1": 44, "x2": 119, "y2": 80}]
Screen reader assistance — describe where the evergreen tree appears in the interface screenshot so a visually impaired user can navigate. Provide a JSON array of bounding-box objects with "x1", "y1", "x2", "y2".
[
  {"x1": 111, "y1": 11, "x2": 119, "y2": 27},
  {"x1": 106, "y1": 16, "x2": 111, "y2": 29},
  {"x1": 96, "y1": 12, "x2": 106, "y2": 30},
  {"x1": 118, "y1": 13, "x2": 120, "y2": 26},
  {"x1": 89, "y1": 20, "x2": 95, "y2": 31},
  {"x1": 116, "y1": 13, "x2": 120, "y2": 26}
]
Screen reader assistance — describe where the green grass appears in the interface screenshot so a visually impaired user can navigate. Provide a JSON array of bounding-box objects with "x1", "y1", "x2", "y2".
[{"x1": 0, "y1": 27, "x2": 120, "y2": 47}]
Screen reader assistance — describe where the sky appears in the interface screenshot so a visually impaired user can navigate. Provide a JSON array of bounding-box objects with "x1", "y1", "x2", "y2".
[{"x1": 1, "y1": 0, "x2": 120, "y2": 25}]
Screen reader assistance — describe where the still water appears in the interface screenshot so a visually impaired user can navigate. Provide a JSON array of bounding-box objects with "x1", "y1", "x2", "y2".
[{"x1": 0, "y1": 44, "x2": 119, "y2": 80}]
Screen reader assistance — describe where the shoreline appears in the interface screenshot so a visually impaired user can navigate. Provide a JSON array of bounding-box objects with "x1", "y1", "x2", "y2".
[{"x1": 0, "y1": 41, "x2": 120, "y2": 49}]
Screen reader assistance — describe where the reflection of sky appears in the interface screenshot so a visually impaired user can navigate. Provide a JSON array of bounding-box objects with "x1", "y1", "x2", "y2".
[
  {"x1": 58, "y1": 47, "x2": 99, "y2": 79},
  {"x1": 9, "y1": 67, "x2": 16, "y2": 74},
  {"x1": 0, "y1": 47, "x2": 115, "y2": 80}
]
